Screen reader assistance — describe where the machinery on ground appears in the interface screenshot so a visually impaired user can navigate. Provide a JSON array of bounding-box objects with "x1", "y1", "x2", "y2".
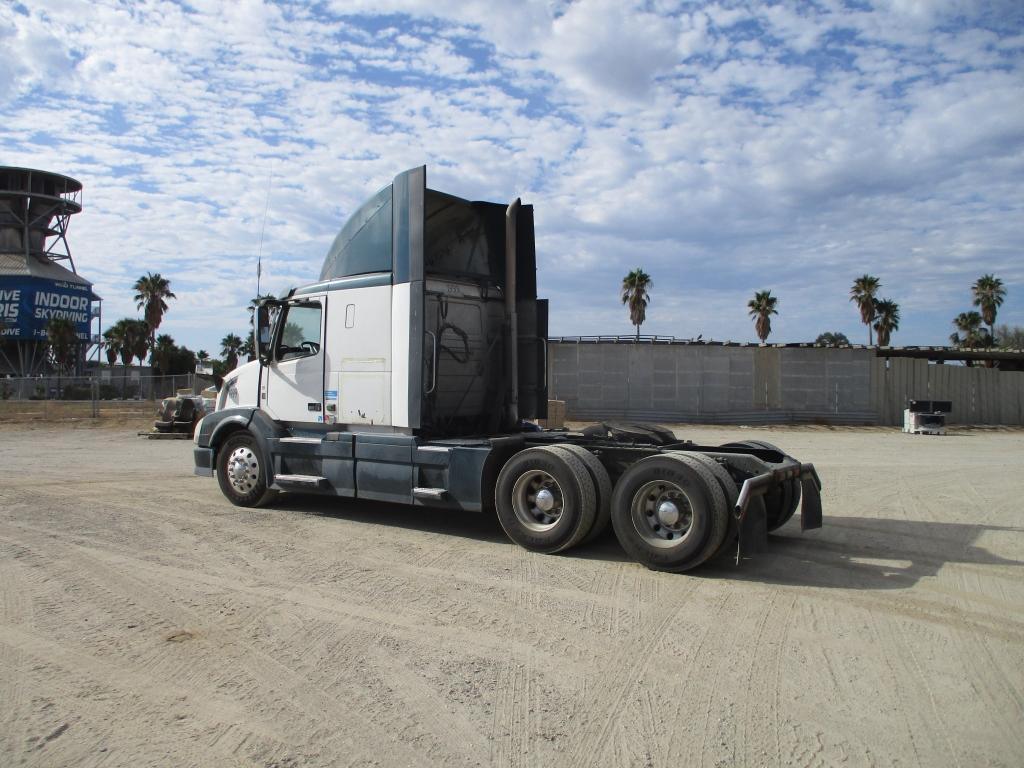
[
  {"x1": 153, "y1": 389, "x2": 210, "y2": 436},
  {"x1": 903, "y1": 399, "x2": 952, "y2": 435},
  {"x1": 193, "y1": 167, "x2": 822, "y2": 572}
]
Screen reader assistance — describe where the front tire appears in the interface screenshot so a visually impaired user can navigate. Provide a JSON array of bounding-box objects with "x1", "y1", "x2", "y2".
[{"x1": 216, "y1": 432, "x2": 279, "y2": 508}]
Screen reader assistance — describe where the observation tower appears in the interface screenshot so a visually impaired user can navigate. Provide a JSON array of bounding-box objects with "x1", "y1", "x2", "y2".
[{"x1": 0, "y1": 167, "x2": 100, "y2": 375}]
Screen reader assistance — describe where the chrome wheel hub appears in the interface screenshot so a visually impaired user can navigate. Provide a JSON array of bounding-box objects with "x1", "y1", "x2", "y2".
[
  {"x1": 656, "y1": 500, "x2": 681, "y2": 527},
  {"x1": 535, "y1": 488, "x2": 556, "y2": 513},
  {"x1": 631, "y1": 480, "x2": 694, "y2": 547},
  {"x1": 511, "y1": 470, "x2": 564, "y2": 532},
  {"x1": 226, "y1": 445, "x2": 260, "y2": 495}
]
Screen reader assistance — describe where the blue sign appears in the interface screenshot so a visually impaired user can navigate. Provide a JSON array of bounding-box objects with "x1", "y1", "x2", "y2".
[{"x1": 0, "y1": 277, "x2": 95, "y2": 342}]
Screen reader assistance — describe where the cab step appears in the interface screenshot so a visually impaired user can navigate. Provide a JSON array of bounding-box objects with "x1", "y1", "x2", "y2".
[
  {"x1": 274, "y1": 474, "x2": 327, "y2": 488},
  {"x1": 413, "y1": 487, "x2": 448, "y2": 500}
]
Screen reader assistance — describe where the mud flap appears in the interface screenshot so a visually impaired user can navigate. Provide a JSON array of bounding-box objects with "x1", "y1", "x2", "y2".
[
  {"x1": 800, "y1": 475, "x2": 823, "y2": 531},
  {"x1": 736, "y1": 497, "x2": 768, "y2": 563}
]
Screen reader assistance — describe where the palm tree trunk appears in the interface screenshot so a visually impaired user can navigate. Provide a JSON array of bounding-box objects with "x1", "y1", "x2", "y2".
[
  {"x1": 867, "y1": 323, "x2": 873, "y2": 346},
  {"x1": 635, "y1": 324, "x2": 639, "y2": 342}
]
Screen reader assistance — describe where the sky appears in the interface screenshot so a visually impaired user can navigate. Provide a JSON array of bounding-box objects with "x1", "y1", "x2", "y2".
[{"x1": 2, "y1": 0, "x2": 1023, "y2": 355}]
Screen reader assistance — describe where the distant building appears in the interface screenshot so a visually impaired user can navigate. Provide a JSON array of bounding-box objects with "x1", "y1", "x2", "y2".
[{"x1": 0, "y1": 166, "x2": 101, "y2": 375}]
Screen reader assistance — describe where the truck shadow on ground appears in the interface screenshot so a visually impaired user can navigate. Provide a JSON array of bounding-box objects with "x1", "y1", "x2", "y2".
[
  {"x1": 273, "y1": 498, "x2": 1022, "y2": 590},
  {"x1": 698, "y1": 515, "x2": 1024, "y2": 590},
  {"x1": 277, "y1": 494, "x2": 512, "y2": 545}
]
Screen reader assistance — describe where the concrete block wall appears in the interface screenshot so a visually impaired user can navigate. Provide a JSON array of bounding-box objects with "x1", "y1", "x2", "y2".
[{"x1": 549, "y1": 342, "x2": 1024, "y2": 426}]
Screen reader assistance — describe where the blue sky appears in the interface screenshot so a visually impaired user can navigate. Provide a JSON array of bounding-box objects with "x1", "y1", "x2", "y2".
[{"x1": 2, "y1": 0, "x2": 1022, "y2": 355}]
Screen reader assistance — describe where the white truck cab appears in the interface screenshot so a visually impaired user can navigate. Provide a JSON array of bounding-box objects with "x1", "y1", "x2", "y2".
[{"x1": 193, "y1": 166, "x2": 823, "y2": 573}]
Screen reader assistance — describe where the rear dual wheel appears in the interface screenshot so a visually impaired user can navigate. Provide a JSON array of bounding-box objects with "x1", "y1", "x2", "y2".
[
  {"x1": 610, "y1": 453, "x2": 729, "y2": 572},
  {"x1": 548, "y1": 443, "x2": 612, "y2": 543},
  {"x1": 495, "y1": 447, "x2": 597, "y2": 553}
]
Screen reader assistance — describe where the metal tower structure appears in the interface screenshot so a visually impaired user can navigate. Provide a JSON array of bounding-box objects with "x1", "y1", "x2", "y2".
[{"x1": 0, "y1": 166, "x2": 99, "y2": 376}]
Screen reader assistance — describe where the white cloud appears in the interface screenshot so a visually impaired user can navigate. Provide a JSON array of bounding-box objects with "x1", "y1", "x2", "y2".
[{"x1": 0, "y1": 0, "x2": 1020, "y2": 355}]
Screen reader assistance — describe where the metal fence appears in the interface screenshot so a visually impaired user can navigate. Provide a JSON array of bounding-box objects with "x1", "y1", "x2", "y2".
[{"x1": 0, "y1": 373, "x2": 216, "y2": 403}]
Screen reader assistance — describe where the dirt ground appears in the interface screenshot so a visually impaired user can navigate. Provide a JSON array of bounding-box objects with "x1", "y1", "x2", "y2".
[{"x1": 1, "y1": 422, "x2": 1022, "y2": 768}]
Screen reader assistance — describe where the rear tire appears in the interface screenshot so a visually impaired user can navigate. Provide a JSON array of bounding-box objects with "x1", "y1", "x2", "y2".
[
  {"x1": 216, "y1": 432, "x2": 279, "y2": 508},
  {"x1": 550, "y1": 444, "x2": 613, "y2": 544},
  {"x1": 742, "y1": 440, "x2": 801, "y2": 530},
  {"x1": 673, "y1": 452, "x2": 738, "y2": 509},
  {"x1": 722, "y1": 440, "x2": 799, "y2": 531},
  {"x1": 495, "y1": 447, "x2": 596, "y2": 554},
  {"x1": 610, "y1": 453, "x2": 728, "y2": 572}
]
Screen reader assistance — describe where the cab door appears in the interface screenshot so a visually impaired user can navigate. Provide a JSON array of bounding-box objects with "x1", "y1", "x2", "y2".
[{"x1": 264, "y1": 297, "x2": 326, "y2": 423}]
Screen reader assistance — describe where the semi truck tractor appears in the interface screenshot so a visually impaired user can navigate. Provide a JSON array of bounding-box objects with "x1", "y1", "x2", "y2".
[{"x1": 193, "y1": 166, "x2": 822, "y2": 572}]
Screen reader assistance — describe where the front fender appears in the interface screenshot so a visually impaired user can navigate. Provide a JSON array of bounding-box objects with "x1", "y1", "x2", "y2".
[{"x1": 196, "y1": 407, "x2": 256, "y2": 450}]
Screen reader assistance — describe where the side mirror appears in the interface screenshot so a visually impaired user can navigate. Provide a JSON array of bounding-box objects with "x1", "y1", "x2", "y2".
[{"x1": 256, "y1": 305, "x2": 273, "y2": 363}]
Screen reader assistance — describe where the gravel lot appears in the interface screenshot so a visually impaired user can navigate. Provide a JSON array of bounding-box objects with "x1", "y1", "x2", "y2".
[{"x1": 1, "y1": 422, "x2": 1022, "y2": 767}]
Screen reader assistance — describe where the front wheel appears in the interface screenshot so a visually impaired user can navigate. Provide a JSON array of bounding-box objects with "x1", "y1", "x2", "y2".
[{"x1": 216, "y1": 432, "x2": 279, "y2": 508}]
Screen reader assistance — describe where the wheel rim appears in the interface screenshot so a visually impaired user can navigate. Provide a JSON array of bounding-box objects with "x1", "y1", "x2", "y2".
[
  {"x1": 511, "y1": 470, "x2": 565, "y2": 532},
  {"x1": 226, "y1": 445, "x2": 260, "y2": 495},
  {"x1": 630, "y1": 480, "x2": 695, "y2": 548}
]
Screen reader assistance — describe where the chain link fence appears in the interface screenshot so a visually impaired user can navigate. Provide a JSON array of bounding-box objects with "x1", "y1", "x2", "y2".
[{"x1": 0, "y1": 373, "x2": 216, "y2": 403}]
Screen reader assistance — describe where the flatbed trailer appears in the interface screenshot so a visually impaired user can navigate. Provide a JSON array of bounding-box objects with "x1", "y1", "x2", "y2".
[{"x1": 194, "y1": 167, "x2": 821, "y2": 572}]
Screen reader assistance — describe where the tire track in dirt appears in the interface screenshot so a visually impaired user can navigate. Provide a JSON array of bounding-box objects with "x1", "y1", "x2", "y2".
[
  {"x1": 0, "y1": 542, "x2": 35, "y2": 761},
  {"x1": 0, "y1": 528, "x2": 431, "y2": 767},
  {"x1": 562, "y1": 571, "x2": 702, "y2": 768},
  {"x1": 865, "y1": 608, "x2": 931, "y2": 767},
  {"x1": 736, "y1": 591, "x2": 796, "y2": 768},
  {"x1": 656, "y1": 583, "x2": 734, "y2": 766},
  {"x1": 489, "y1": 544, "x2": 539, "y2": 768},
  {"x1": 4, "y1": 501, "x2": 625, "y2": 663},
  {"x1": 7, "y1": 483, "x2": 639, "y2": 643},
  {"x1": 0, "y1": 625, "x2": 280, "y2": 768},
  {"x1": 366, "y1": 643, "x2": 488, "y2": 765}
]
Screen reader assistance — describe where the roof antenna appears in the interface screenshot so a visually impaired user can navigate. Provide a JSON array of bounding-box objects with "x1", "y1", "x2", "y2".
[{"x1": 256, "y1": 162, "x2": 275, "y2": 297}]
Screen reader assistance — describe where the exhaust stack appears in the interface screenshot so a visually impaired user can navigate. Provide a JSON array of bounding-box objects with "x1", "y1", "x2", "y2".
[{"x1": 505, "y1": 198, "x2": 520, "y2": 428}]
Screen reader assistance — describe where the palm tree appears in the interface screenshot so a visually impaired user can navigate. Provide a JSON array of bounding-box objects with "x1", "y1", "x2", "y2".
[
  {"x1": 153, "y1": 334, "x2": 177, "y2": 376},
  {"x1": 106, "y1": 318, "x2": 146, "y2": 397},
  {"x1": 47, "y1": 318, "x2": 79, "y2": 398},
  {"x1": 747, "y1": 290, "x2": 779, "y2": 344},
  {"x1": 872, "y1": 299, "x2": 900, "y2": 347},
  {"x1": 221, "y1": 333, "x2": 244, "y2": 370},
  {"x1": 951, "y1": 311, "x2": 985, "y2": 348},
  {"x1": 133, "y1": 272, "x2": 176, "y2": 361},
  {"x1": 196, "y1": 350, "x2": 210, "y2": 363},
  {"x1": 621, "y1": 268, "x2": 652, "y2": 341},
  {"x1": 815, "y1": 332, "x2": 850, "y2": 347},
  {"x1": 971, "y1": 274, "x2": 1005, "y2": 341},
  {"x1": 103, "y1": 326, "x2": 121, "y2": 367},
  {"x1": 129, "y1": 320, "x2": 150, "y2": 368},
  {"x1": 850, "y1": 274, "x2": 881, "y2": 345}
]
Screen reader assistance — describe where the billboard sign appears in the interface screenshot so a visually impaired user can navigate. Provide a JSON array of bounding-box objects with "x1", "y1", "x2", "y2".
[{"x1": 0, "y1": 277, "x2": 95, "y2": 342}]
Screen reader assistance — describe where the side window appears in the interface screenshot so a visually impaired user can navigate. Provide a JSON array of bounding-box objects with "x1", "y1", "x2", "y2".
[{"x1": 275, "y1": 301, "x2": 322, "y2": 361}]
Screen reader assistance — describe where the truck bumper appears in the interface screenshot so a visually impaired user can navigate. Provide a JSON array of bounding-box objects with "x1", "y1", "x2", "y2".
[{"x1": 194, "y1": 447, "x2": 214, "y2": 477}]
